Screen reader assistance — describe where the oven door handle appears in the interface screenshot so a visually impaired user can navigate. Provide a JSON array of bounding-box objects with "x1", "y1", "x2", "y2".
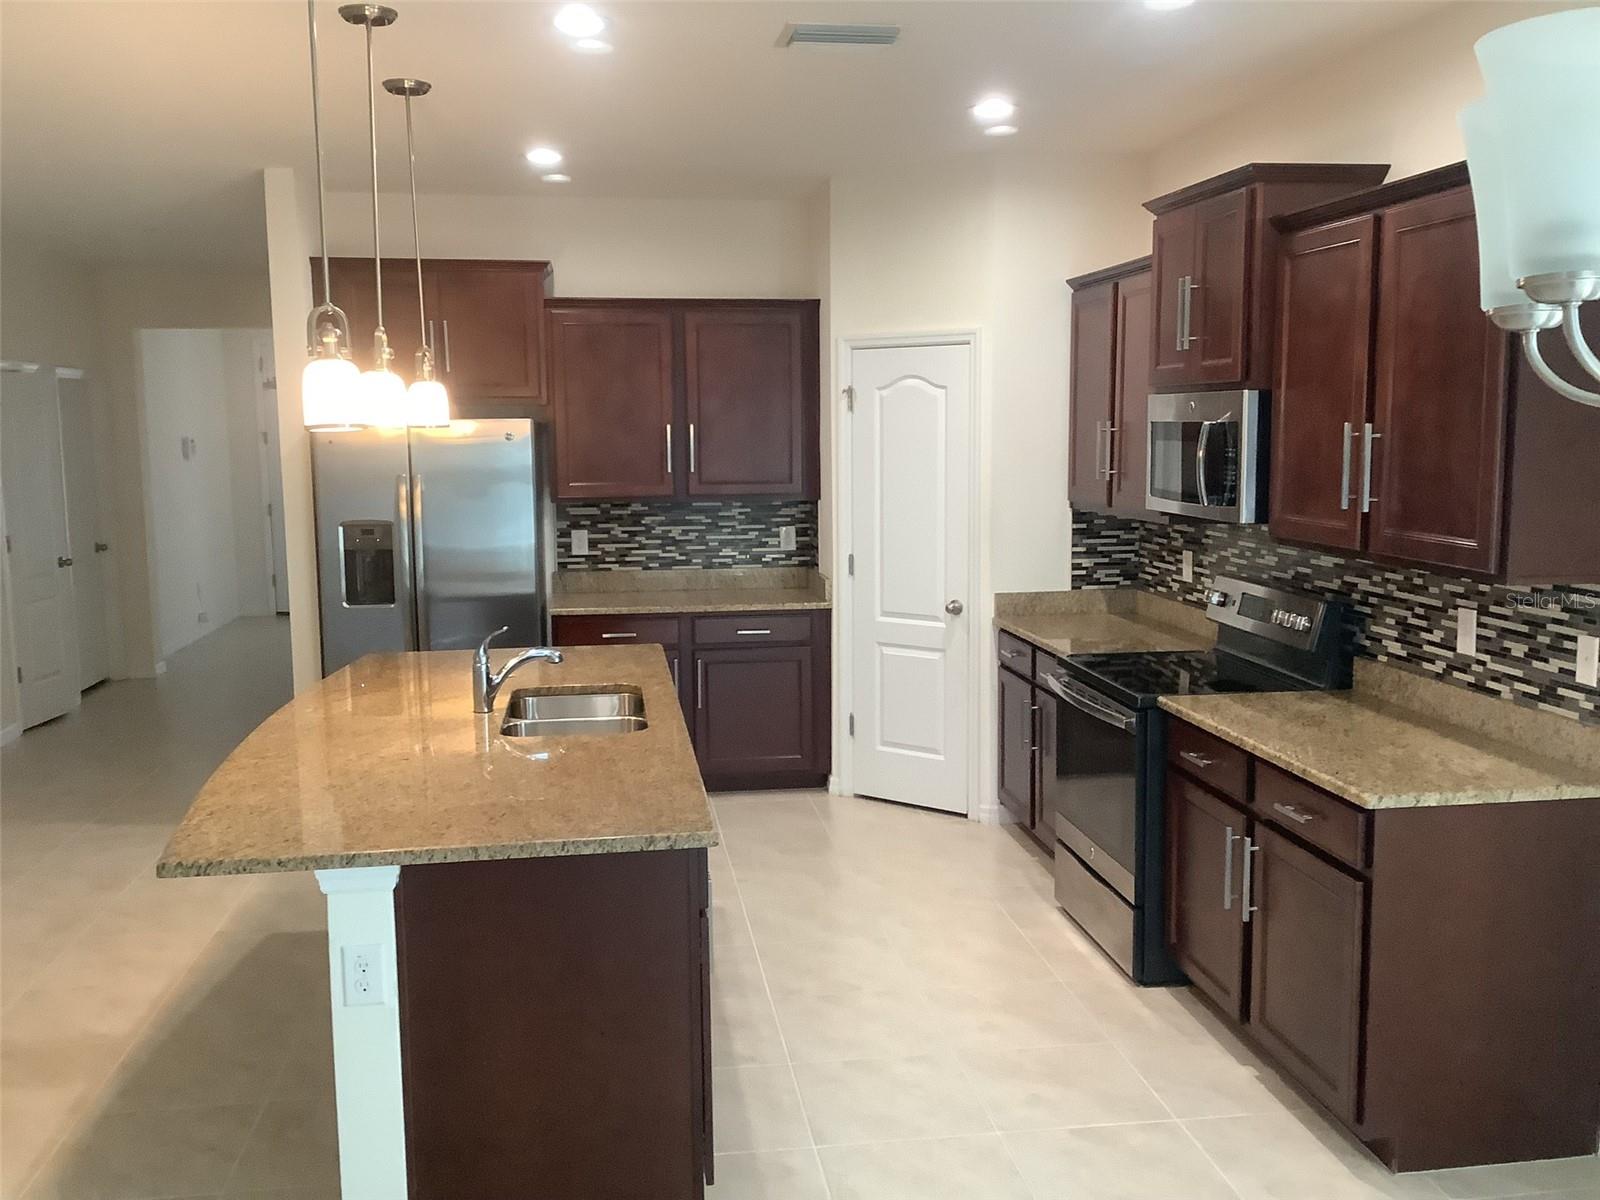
[{"x1": 1040, "y1": 672, "x2": 1137, "y2": 733}]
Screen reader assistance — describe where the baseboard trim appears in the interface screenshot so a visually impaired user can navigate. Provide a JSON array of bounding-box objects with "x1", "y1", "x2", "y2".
[{"x1": 973, "y1": 800, "x2": 1005, "y2": 825}]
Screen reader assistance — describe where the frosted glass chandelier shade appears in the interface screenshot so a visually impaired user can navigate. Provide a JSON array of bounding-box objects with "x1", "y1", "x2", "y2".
[
  {"x1": 359, "y1": 366, "x2": 408, "y2": 428},
  {"x1": 407, "y1": 377, "x2": 450, "y2": 427},
  {"x1": 302, "y1": 354, "x2": 363, "y2": 430},
  {"x1": 1458, "y1": 101, "x2": 1525, "y2": 313},
  {"x1": 1473, "y1": 8, "x2": 1600, "y2": 282}
]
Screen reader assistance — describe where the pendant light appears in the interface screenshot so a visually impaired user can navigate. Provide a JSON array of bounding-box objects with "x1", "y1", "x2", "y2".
[
  {"x1": 384, "y1": 76, "x2": 450, "y2": 427},
  {"x1": 301, "y1": 0, "x2": 362, "y2": 430},
  {"x1": 339, "y1": 4, "x2": 406, "y2": 426}
]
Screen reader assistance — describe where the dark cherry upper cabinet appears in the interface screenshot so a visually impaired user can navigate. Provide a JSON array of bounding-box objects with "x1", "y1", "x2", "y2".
[
  {"x1": 320, "y1": 258, "x2": 550, "y2": 419},
  {"x1": 429, "y1": 261, "x2": 549, "y2": 407},
  {"x1": 322, "y1": 257, "x2": 428, "y2": 378},
  {"x1": 1367, "y1": 188, "x2": 1506, "y2": 574},
  {"x1": 1165, "y1": 773, "x2": 1248, "y2": 1021},
  {"x1": 1145, "y1": 163, "x2": 1390, "y2": 392},
  {"x1": 1110, "y1": 269, "x2": 1155, "y2": 517},
  {"x1": 996, "y1": 663, "x2": 1035, "y2": 826},
  {"x1": 1067, "y1": 258, "x2": 1154, "y2": 517},
  {"x1": 1269, "y1": 216, "x2": 1377, "y2": 552},
  {"x1": 683, "y1": 307, "x2": 813, "y2": 497},
  {"x1": 1247, "y1": 826, "x2": 1367, "y2": 1125},
  {"x1": 549, "y1": 306, "x2": 677, "y2": 499},
  {"x1": 1271, "y1": 163, "x2": 1600, "y2": 582},
  {"x1": 1067, "y1": 279, "x2": 1118, "y2": 510}
]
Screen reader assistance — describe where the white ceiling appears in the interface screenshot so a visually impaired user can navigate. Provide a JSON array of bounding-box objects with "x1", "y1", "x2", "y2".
[{"x1": 1, "y1": 0, "x2": 1450, "y2": 265}]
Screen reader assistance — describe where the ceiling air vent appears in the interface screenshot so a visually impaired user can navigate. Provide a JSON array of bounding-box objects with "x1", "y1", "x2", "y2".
[{"x1": 779, "y1": 23, "x2": 901, "y2": 46}]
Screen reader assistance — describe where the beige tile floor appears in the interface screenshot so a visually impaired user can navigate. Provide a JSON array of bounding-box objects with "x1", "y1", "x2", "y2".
[{"x1": 2, "y1": 616, "x2": 1595, "y2": 1199}]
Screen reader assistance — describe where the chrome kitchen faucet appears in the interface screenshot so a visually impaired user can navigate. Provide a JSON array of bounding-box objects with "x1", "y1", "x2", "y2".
[{"x1": 472, "y1": 626, "x2": 563, "y2": 712}]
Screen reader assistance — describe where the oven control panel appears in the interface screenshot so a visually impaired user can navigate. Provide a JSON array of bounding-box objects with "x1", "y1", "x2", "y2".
[{"x1": 1205, "y1": 576, "x2": 1334, "y2": 652}]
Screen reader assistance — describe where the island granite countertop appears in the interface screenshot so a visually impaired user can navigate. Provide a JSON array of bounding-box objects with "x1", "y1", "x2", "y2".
[
  {"x1": 157, "y1": 645, "x2": 715, "y2": 878},
  {"x1": 1160, "y1": 661, "x2": 1600, "y2": 811}
]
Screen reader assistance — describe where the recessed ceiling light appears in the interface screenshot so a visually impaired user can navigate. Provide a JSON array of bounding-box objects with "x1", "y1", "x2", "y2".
[
  {"x1": 541, "y1": 173, "x2": 572, "y2": 183},
  {"x1": 1143, "y1": 0, "x2": 1196, "y2": 10},
  {"x1": 970, "y1": 95, "x2": 1016, "y2": 124},
  {"x1": 573, "y1": 37, "x2": 613, "y2": 54},
  {"x1": 983, "y1": 124, "x2": 1018, "y2": 137},
  {"x1": 525, "y1": 146, "x2": 564, "y2": 168},
  {"x1": 553, "y1": 4, "x2": 606, "y2": 39}
]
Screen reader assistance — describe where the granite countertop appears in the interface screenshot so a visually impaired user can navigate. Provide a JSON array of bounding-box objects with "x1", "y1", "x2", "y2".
[
  {"x1": 551, "y1": 567, "x2": 831, "y2": 616},
  {"x1": 996, "y1": 611, "x2": 1212, "y2": 658},
  {"x1": 157, "y1": 646, "x2": 715, "y2": 878},
  {"x1": 1161, "y1": 663, "x2": 1600, "y2": 811}
]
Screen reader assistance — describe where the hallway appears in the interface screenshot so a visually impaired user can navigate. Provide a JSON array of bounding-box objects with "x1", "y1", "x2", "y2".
[{"x1": 0, "y1": 617, "x2": 336, "y2": 1198}]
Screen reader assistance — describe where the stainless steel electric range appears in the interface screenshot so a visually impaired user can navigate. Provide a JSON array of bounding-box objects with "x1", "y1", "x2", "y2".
[{"x1": 1036, "y1": 577, "x2": 1352, "y2": 984}]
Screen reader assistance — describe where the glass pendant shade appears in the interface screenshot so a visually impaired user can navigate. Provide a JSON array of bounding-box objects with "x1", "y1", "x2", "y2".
[
  {"x1": 406, "y1": 377, "x2": 450, "y2": 427},
  {"x1": 359, "y1": 366, "x2": 408, "y2": 428},
  {"x1": 302, "y1": 354, "x2": 363, "y2": 430},
  {"x1": 1458, "y1": 101, "x2": 1525, "y2": 312},
  {"x1": 1474, "y1": 8, "x2": 1600, "y2": 282}
]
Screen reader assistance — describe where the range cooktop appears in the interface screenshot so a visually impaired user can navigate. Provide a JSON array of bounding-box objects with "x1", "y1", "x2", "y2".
[{"x1": 1060, "y1": 648, "x2": 1324, "y2": 710}]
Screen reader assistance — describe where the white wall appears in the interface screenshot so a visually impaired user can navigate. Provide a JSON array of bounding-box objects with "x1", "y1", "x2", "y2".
[
  {"x1": 221, "y1": 329, "x2": 278, "y2": 618},
  {"x1": 138, "y1": 328, "x2": 274, "y2": 658},
  {"x1": 1145, "y1": 1, "x2": 1549, "y2": 197},
  {"x1": 322, "y1": 190, "x2": 819, "y2": 298}
]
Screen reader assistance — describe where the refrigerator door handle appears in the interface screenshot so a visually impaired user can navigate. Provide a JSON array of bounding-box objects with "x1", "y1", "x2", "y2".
[
  {"x1": 396, "y1": 473, "x2": 418, "y2": 650},
  {"x1": 412, "y1": 472, "x2": 430, "y2": 649}
]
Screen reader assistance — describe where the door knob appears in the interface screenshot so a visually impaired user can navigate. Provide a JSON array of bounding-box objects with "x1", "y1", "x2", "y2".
[
  {"x1": 57, "y1": 555, "x2": 74, "y2": 568},
  {"x1": 945, "y1": 600, "x2": 964, "y2": 616},
  {"x1": 94, "y1": 542, "x2": 109, "y2": 553}
]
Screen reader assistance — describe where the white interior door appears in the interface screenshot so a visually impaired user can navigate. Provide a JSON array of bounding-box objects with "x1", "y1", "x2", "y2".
[
  {"x1": 848, "y1": 341, "x2": 973, "y2": 815},
  {"x1": 1, "y1": 364, "x2": 82, "y2": 727},
  {"x1": 57, "y1": 370, "x2": 110, "y2": 688}
]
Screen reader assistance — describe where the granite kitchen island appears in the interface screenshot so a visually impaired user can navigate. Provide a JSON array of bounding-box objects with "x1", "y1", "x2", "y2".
[{"x1": 159, "y1": 646, "x2": 717, "y2": 1200}]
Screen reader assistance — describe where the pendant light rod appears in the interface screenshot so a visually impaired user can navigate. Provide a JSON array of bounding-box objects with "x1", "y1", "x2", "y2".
[
  {"x1": 339, "y1": 4, "x2": 398, "y2": 334},
  {"x1": 383, "y1": 77, "x2": 432, "y2": 346},
  {"x1": 307, "y1": 0, "x2": 332, "y2": 308}
]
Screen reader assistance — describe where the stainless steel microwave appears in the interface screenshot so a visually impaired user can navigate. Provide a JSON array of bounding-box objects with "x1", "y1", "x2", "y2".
[{"x1": 1146, "y1": 390, "x2": 1266, "y2": 523}]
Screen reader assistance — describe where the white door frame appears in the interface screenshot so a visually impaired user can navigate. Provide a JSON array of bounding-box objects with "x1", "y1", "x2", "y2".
[{"x1": 834, "y1": 331, "x2": 984, "y2": 819}]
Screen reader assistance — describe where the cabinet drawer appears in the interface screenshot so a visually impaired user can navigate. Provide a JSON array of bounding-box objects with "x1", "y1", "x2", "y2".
[
  {"x1": 691, "y1": 613, "x2": 814, "y2": 646},
  {"x1": 553, "y1": 614, "x2": 682, "y2": 647},
  {"x1": 997, "y1": 631, "x2": 1034, "y2": 676},
  {"x1": 1253, "y1": 762, "x2": 1370, "y2": 870},
  {"x1": 1167, "y1": 719, "x2": 1249, "y2": 804}
]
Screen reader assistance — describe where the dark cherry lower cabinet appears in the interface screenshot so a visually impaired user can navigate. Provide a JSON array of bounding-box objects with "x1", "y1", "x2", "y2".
[
  {"x1": 994, "y1": 633, "x2": 1055, "y2": 848},
  {"x1": 395, "y1": 849, "x2": 712, "y2": 1198},
  {"x1": 553, "y1": 610, "x2": 830, "y2": 790},
  {"x1": 996, "y1": 663, "x2": 1035, "y2": 826},
  {"x1": 1165, "y1": 717, "x2": 1600, "y2": 1171}
]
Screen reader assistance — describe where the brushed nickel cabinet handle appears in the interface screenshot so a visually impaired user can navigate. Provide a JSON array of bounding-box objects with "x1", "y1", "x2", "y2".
[
  {"x1": 1360, "y1": 423, "x2": 1380, "y2": 513},
  {"x1": 1339, "y1": 420, "x2": 1355, "y2": 511},
  {"x1": 735, "y1": 629, "x2": 771, "y2": 637},
  {"x1": 665, "y1": 424, "x2": 673, "y2": 475},
  {"x1": 1222, "y1": 825, "x2": 1238, "y2": 911},
  {"x1": 1241, "y1": 836, "x2": 1260, "y2": 924},
  {"x1": 600, "y1": 632, "x2": 637, "y2": 639},
  {"x1": 689, "y1": 422, "x2": 697, "y2": 474},
  {"x1": 696, "y1": 658, "x2": 705, "y2": 709},
  {"x1": 1104, "y1": 424, "x2": 1118, "y2": 477},
  {"x1": 442, "y1": 319, "x2": 452, "y2": 373},
  {"x1": 1179, "y1": 750, "x2": 1216, "y2": 769},
  {"x1": 1272, "y1": 802, "x2": 1317, "y2": 825}
]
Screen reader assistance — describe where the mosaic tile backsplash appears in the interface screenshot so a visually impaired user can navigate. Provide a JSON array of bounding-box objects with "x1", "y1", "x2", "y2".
[
  {"x1": 557, "y1": 500, "x2": 818, "y2": 572},
  {"x1": 1072, "y1": 510, "x2": 1600, "y2": 723}
]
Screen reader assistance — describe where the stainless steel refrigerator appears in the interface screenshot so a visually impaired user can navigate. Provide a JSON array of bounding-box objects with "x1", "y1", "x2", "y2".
[{"x1": 311, "y1": 420, "x2": 553, "y2": 677}]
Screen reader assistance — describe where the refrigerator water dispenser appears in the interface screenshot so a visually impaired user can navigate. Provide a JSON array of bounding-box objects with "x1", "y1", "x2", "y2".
[{"x1": 339, "y1": 521, "x2": 397, "y2": 607}]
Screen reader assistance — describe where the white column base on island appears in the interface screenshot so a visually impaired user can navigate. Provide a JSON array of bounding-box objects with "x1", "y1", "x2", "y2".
[{"x1": 315, "y1": 865, "x2": 408, "y2": 1200}]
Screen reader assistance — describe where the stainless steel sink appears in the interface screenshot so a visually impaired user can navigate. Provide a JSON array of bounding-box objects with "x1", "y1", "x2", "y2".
[{"x1": 499, "y1": 688, "x2": 647, "y2": 737}]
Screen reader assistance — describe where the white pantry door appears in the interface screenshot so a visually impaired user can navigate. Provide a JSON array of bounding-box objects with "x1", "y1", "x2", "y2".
[
  {"x1": 848, "y1": 341, "x2": 972, "y2": 815},
  {"x1": 1, "y1": 364, "x2": 82, "y2": 728}
]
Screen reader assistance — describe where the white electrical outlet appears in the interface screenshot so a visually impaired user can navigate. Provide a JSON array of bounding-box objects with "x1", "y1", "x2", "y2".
[
  {"x1": 341, "y1": 944, "x2": 383, "y2": 1006},
  {"x1": 1180, "y1": 550, "x2": 1194, "y2": 584},
  {"x1": 779, "y1": 525, "x2": 797, "y2": 551},
  {"x1": 571, "y1": 529, "x2": 589, "y2": 556},
  {"x1": 1577, "y1": 634, "x2": 1599, "y2": 688},
  {"x1": 1455, "y1": 606, "x2": 1478, "y2": 657}
]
